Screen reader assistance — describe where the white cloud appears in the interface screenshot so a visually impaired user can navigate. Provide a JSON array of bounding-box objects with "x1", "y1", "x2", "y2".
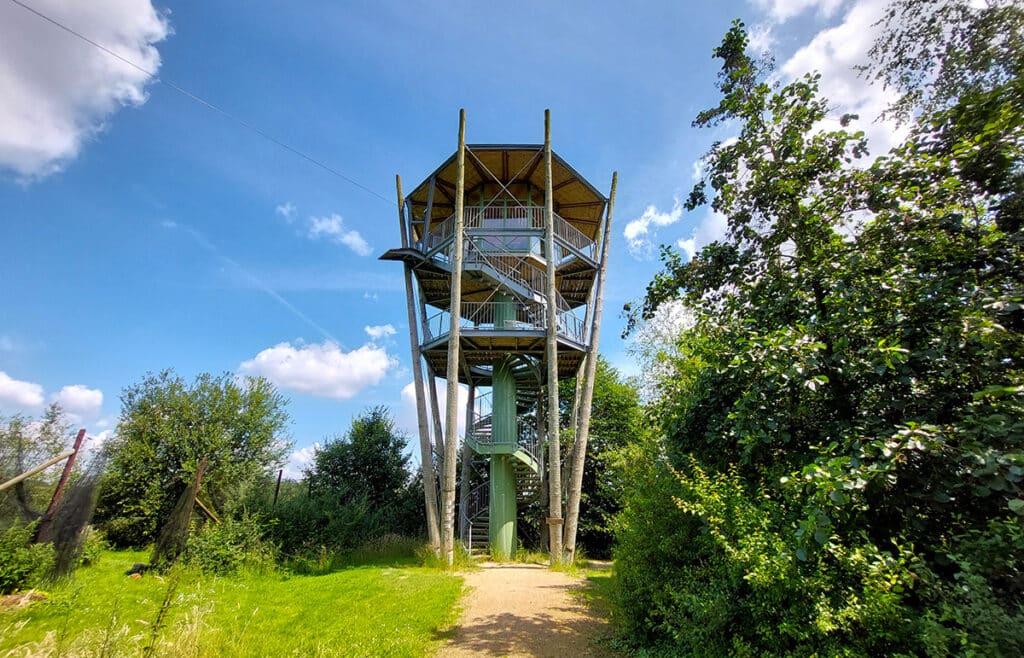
[
  {"x1": 0, "y1": 0, "x2": 169, "y2": 179},
  {"x1": 746, "y1": 22, "x2": 777, "y2": 54},
  {"x1": 239, "y1": 340, "x2": 397, "y2": 400},
  {"x1": 306, "y1": 214, "x2": 372, "y2": 256},
  {"x1": 624, "y1": 198, "x2": 685, "y2": 257},
  {"x1": 363, "y1": 292, "x2": 380, "y2": 301},
  {"x1": 275, "y1": 202, "x2": 296, "y2": 222},
  {"x1": 677, "y1": 211, "x2": 729, "y2": 261},
  {"x1": 399, "y1": 378, "x2": 469, "y2": 442},
  {"x1": 364, "y1": 324, "x2": 396, "y2": 340},
  {"x1": 51, "y1": 384, "x2": 104, "y2": 418},
  {"x1": 780, "y1": 0, "x2": 907, "y2": 156},
  {"x1": 282, "y1": 442, "x2": 320, "y2": 480},
  {"x1": 0, "y1": 371, "x2": 44, "y2": 408},
  {"x1": 754, "y1": 0, "x2": 846, "y2": 22}
]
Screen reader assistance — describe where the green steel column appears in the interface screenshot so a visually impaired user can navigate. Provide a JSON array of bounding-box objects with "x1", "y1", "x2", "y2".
[{"x1": 489, "y1": 293, "x2": 517, "y2": 558}]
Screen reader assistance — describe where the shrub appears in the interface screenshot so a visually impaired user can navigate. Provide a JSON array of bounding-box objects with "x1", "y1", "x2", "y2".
[
  {"x1": 0, "y1": 522, "x2": 54, "y2": 594},
  {"x1": 77, "y1": 526, "x2": 106, "y2": 567},
  {"x1": 182, "y1": 516, "x2": 277, "y2": 575}
]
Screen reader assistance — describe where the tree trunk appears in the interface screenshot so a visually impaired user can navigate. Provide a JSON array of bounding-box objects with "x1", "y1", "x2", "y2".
[
  {"x1": 563, "y1": 172, "x2": 617, "y2": 562},
  {"x1": 441, "y1": 109, "x2": 467, "y2": 566},
  {"x1": 543, "y1": 110, "x2": 563, "y2": 564},
  {"x1": 397, "y1": 174, "x2": 441, "y2": 552}
]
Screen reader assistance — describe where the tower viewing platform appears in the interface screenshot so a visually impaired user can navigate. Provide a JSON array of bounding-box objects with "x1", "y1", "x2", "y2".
[{"x1": 382, "y1": 117, "x2": 615, "y2": 562}]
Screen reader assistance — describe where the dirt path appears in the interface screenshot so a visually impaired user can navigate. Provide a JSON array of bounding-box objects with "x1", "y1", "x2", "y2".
[{"x1": 436, "y1": 562, "x2": 616, "y2": 657}]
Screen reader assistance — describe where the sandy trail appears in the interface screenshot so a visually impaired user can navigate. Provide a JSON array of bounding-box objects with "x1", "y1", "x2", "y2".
[{"x1": 436, "y1": 562, "x2": 616, "y2": 657}]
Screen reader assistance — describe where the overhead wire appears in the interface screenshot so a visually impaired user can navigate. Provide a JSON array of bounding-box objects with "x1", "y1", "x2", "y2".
[{"x1": 7, "y1": 0, "x2": 396, "y2": 206}]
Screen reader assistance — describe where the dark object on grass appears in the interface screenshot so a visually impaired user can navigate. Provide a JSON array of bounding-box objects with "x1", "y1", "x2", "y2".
[{"x1": 125, "y1": 562, "x2": 152, "y2": 576}]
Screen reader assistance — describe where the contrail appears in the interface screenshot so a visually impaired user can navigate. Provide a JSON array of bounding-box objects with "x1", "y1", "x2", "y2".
[{"x1": 162, "y1": 220, "x2": 339, "y2": 343}]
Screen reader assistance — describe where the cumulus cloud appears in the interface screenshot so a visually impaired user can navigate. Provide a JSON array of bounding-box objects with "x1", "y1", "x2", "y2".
[
  {"x1": 0, "y1": 371, "x2": 44, "y2": 408},
  {"x1": 282, "y1": 442, "x2": 320, "y2": 480},
  {"x1": 779, "y1": 0, "x2": 906, "y2": 155},
  {"x1": 239, "y1": 340, "x2": 397, "y2": 400},
  {"x1": 677, "y1": 211, "x2": 729, "y2": 261},
  {"x1": 51, "y1": 384, "x2": 103, "y2": 418},
  {"x1": 0, "y1": 0, "x2": 169, "y2": 179},
  {"x1": 307, "y1": 214, "x2": 372, "y2": 256},
  {"x1": 624, "y1": 199, "x2": 685, "y2": 257},
  {"x1": 754, "y1": 0, "x2": 845, "y2": 22},
  {"x1": 364, "y1": 324, "x2": 396, "y2": 340}
]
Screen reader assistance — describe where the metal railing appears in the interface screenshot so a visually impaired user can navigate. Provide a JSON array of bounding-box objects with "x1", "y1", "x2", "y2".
[
  {"x1": 424, "y1": 206, "x2": 596, "y2": 262},
  {"x1": 424, "y1": 301, "x2": 586, "y2": 344}
]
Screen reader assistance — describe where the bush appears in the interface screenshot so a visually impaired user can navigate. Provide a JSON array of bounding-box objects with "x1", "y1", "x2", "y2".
[
  {"x1": 0, "y1": 522, "x2": 54, "y2": 594},
  {"x1": 77, "y1": 526, "x2": 106, "y2": 567},
  {"x1": 182, "y1": 516, "x2": 277, "y2": 575}
]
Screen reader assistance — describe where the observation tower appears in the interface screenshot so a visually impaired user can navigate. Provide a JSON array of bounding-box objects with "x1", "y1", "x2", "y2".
[{"x1": 382, "y1": 111, "x2": 614, "y2": 560}]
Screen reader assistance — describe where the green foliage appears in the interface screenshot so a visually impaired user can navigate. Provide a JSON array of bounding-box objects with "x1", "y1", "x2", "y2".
[
  {"x1": 182, "y1": 516, "x2": 277, "y2": 575},
  {"x1": 558, "y1": 358, "x2": 642, "y2": 559},
  {"x1": 78, "y1": 527, "x2": 106, "y2": 567},
  {"x1": 95, "y1": 370, "x2": 290, "y2": 548},
  {"x1": 0, "y1": 522, "x2": 54, "y2": 594},
  {"x1": 0, "y1": 405, "x2": 71, "y2": 523},
  {"x1": 615, "y1": 12, "x2": 1024, "y2": 657},
  {"x1": 257, "y1": 407, "x2": 424, "y2": 557}
]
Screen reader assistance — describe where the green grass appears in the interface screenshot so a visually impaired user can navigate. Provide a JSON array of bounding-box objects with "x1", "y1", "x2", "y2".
[{"x1": 1, "y1": 550, "x2": 463, "y2": 657}]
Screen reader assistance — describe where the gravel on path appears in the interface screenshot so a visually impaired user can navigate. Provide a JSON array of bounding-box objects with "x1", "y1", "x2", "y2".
[{"x1": 436, "y1": 562, "x2": 617, "y2": 657}]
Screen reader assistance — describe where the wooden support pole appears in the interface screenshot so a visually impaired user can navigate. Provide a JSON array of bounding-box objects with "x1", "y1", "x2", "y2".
[
  {"x1": 427, "y1": 365, "x2": 445, "y2": 460},
  {"x1": 194, "y1": 496, "x2": 221, "y2": 524},
  {"x1": 273, "y1": 469, "x2": 283, "y2": 507},
  {"x1": 441, "y1": 108, "x2": 467, "y2": 566},
  {"x1": 0, "y1": 450, "x2": 75, "y2": 493},
  {"x1": 399, "y1": 174, "x2": 442, "y2": 552},
  {"x1": 563, "y1": 172, "x2": 617, "y2": 561},
  {"x1": 458, "y1": 383, "x2": 476, "y2": 546},
  {"x1": 543, "y1": 109, "x2": 563, "y2": 564},
  {"x1": 35, "y1": 428, "x2": 86, "y2": 542}
]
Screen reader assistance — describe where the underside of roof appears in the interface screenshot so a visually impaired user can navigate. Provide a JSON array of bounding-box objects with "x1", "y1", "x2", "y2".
[{"x1": 406, "y1": 145, "x2": 608, "y2": 240}]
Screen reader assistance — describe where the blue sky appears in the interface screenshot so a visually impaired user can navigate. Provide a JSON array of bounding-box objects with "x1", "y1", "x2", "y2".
[{"x1": 0, "y1": 0, "x2": 901, "y2": 476}]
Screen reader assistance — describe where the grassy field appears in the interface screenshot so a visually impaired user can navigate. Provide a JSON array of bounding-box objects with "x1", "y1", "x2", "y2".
[{"x1": 0, "y1": 550, "x2": 463, "y2": 657}]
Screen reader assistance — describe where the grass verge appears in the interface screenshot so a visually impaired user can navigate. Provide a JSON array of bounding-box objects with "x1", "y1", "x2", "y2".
[{"x1": 0, "y1": 549, "x2": 463, "y2": 657}]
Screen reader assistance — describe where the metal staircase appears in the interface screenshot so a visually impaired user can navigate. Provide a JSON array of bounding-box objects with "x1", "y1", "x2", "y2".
[{"x1": 459, "y1": 354, "x2": 544, "y2": 553}]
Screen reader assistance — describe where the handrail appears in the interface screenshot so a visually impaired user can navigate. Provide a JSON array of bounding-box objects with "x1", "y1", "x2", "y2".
[
  {"x1": 425, "y1": 206, "x2": 596, "y2": 262},
  {"x1": 423, "y1": 301, "x2": 586, "y2": 344}
]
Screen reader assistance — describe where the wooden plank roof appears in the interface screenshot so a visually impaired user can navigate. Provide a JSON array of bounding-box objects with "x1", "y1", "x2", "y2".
[{"x1": 406, "y1": 145, "x2": 607, "y2": 239}]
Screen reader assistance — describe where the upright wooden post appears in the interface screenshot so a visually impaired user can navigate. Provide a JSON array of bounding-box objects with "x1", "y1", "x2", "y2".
[
  {"x1": 543, "y1": 109, "x2": 564, "y2": 564},
  {"x1": 441, "y1": 109, "x2": 467, "y2": 566},
  {"x1": 563, "y1": 172, "x2": 617, "y2": 561},
  {"x1": 273, "y1": 469, "x2": 283, "y2": 507},
  {"x1": 458, "y1": 383, "x2": 476, "y2": 546},
  {"x1": 399, "y1": 174, "x2": 442, "y2": 552},
  {"x1": 35, "y1": 428, "x2": 86, "y2": 542},
  {"x1": 427, "y1": 366, "x2": 445, "y2": 459}
]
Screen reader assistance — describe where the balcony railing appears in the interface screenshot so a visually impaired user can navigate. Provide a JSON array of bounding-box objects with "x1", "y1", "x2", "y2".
[
  {"x1": 424, "y1": 301, "x2": 586, "y2": 344},
  {"x1": 423, "y1": 205, "x2": 596, "y2": 262}
]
